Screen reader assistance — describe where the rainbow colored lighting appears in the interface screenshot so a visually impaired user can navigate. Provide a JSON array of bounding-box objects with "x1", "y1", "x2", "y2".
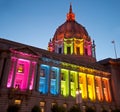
[
  {"x1": 102, "y1": 78, "x2": 111, "y2": 102},
  {"x1": 61, "y1": 69, "x2": 69, "y2": 96},
  {"x1": 74, "y1": 38, "x2": 84, "y2": 55},
  {"x1": 50, "y1": 67, "x2": 60, "y2": 95},
  {"x1": 7, "y1": 57, "x2": 17, "y2": 88},
  {"x1": 95, "y1": 76, "x2": 103, "y2": 101},
  {"x1": 7, "y1": 58, "x2": 31, "y2": 90},
  {"x1": 6, "y1": 51, "x2": 112, "y2": 102},
  {"x1": 64, "y1": 38, "x2": 73, "y2": 55},
  {"x1": 29, "y1": 62, "x2": 36, "y2": 90},
  {"x1": 87, "y1": 74, "x2": 96, "y2": 100},
  {"x1": 39, "y1": 64, "x2": 50, "y2": 94},
  {"x1": 14, "y1": 59, "x2": 30, "y2": 90},
  {"x1": 79, "y1": 72, "x2": 87, "y2": 99},
  {"x1": 70, "y1": 71, "x2": 78, "y2": 97}
]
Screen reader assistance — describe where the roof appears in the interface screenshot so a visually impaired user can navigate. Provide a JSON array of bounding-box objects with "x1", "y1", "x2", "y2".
[
  {"x1": 52, "y1": 4, "x2": 91, "y2": 41},
  {"x1": 0, "y1": 38, "x2": 107, "y2": 72},
  {"x1": 53, "y1": 21, "x2": 90, "y2": 41}
]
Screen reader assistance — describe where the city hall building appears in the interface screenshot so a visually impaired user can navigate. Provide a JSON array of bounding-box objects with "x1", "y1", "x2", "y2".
[{"x1": 0, "y1": 4, "x2": 120, "y2": 112}]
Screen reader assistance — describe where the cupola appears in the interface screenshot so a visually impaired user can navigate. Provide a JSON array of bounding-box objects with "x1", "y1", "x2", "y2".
[{"x1": 48, "y1": 4, "x2": 96, "y2": 61}]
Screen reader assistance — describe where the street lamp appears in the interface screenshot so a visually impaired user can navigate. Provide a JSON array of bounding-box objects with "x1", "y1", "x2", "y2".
[{"x1": 76, "y1": 88, "x2": 82, "y2": 108}]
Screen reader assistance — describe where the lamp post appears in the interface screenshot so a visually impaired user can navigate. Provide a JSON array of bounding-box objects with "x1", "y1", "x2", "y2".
[{"x1": 76, "y1": 88, "x2": 82, "y2": 109}]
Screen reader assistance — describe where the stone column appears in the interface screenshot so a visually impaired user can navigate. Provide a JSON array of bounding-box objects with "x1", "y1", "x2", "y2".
[
  {"x1": 48, "y1": 66, "x2": 51, "y2": 95},
  {"x1": 101, "y1": 77, "x2": 105, "y2": 101},
  {"x1": 93, "y1": 75, "x2": 97, "y2": 101},
  {"x1": 27, "y1": 61, "x2": 32, "y2": 90},
  {"x1": 11, "y1": 58, "x2": 18, "y2": 88},
  {"x1": 0, "y1": 58, "x2": 5, "y2": 80},
  {"x1": 85, "y1": 73, "x2": 88, "y2": 100},
  {"x1": 1, "y1": 57, "x2": 13, "y2": 88},
  {"x1": 35, "y1": 63, "x2": 40, "y2": 91},
  {"x1": 58, "y1": 67, "x2": 61, "y2": 96}
]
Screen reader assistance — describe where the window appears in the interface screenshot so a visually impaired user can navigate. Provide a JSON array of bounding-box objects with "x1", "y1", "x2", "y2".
[
  {"x1": 58, "y1": 48, "x2": 62, "y2": 54},
  {"x1": 14, "y1": 100, "x2": 21, "y2": 105},
  {"x1": 63, "y1": 103, "x2": 67, "y2": 108},
  {"x1": 51, "y1": 102, "x2": 57, "y2": 107},
  {"x1": 85, "y1": 48, "x2": 88, "y2": 55},
  {"x1": 70, "y1": 74, "x2": 74, "y2": 82},
  {"x1": 76, "y1": 47, "x2": 80, "y2": 55},
  {"x1": 61, "y1": 73, "x2": 65, "y2": 81},
  {"x1": 40, "y1": 101, "x2": 45, "y2": 107},
  {"x1": 67, "y1": 47, "x2": 71, "y2": 54},
  {"x1": 15, "y1": 79, "x2": 22, "y2": 89},
  {"x1": 40, "y1": 69, "x2": 45, "y2": 77},
  {"x1": 40, "y1": 101, "x2": 45, "y2": 112},
  {"x1": 17, "y1": 64, "x2": 24, "y2": 73},
  {"x1": 51, "y1": 71, "x2": 56, "y2": 79},
  {"x1": 39, "y1": 65, "x2": 50, "y2": 94},
  {"x1": 87, "y1": 77, "x2": 91, "y2": 85}
]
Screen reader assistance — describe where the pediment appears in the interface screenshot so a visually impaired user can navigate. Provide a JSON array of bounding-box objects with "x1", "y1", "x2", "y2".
[{"x1": 10, "y1": 46, "x2": 39, "y2": 56}]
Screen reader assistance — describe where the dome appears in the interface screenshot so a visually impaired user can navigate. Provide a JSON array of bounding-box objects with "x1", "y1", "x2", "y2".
[
  {"x1": 52, "y1": 4, "x2": 91, "y2": 41},
  {"x1": 53, "y1": 21, "x2": 90, "y2": 41}
]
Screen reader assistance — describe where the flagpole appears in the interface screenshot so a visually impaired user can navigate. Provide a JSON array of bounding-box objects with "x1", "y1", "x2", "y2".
[{"x1": 112, "y1": 40, "x2": 117, "y2": 59}]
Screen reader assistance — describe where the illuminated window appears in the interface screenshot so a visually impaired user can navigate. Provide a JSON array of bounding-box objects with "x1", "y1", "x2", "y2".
[
  {"x1": 61, "y1": 69, "x2": 69, "y2": 96},
  {"x1": 40, "y1": 69, "x2": 45, "y2": 77},
  {"x1": 15, "y1": 79, "x2": 22, "y2": 89},
  {"x1": 63, "y1": 103, "x2": 67, "y2": 108},
  {"x1": 41, "y1": 108, "x2": 44, "y2": 112},
  {"x1": 14, "y1": 59, "x2": 30, "y2": 90},
  {"x1": 102, "y1": 78, "x2": 111, "y2": 102},
  {"x1": 95, "y1": 77, "x2": 103, "y2": 101},
  {"x1": 40, "y1": 101, "x2": 45, "y2": 107},
  {"x1": 51, "y1": 71, "x2": 56, "y2": 79},
  {"x1": 87, "y1": 75, "x2": 96, "y2": 100},
  {"x1": 79, "y1": 73, "x2": 87, "y2": 99},
  {"x1": 39, "y1": 64, "x2": 50, "y2": 94},
  {"x1": 17, "y1": 64, "x2": 24, "y2": 73},
  {"x1": 40, "y1": 101, "x2": 45, "y2": 112},
  {"x1": 51, "y1": 102, "x2": 57, "y2": 107},
  {"x1": 70, "y1": 71, "x2": 78, "y2": 97},
  {"x1": 14, "y1": 100, "x2": 21, "y2": 105},
  {"x1": 50, "y1": 67, "x2": 59, "y2": 95}
]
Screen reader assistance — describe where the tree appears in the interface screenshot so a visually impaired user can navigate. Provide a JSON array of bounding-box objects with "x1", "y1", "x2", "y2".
[
  {"x1": 51, "y1": 104, "x2": 60, "y2": 112},
  {"x1": 31, "y1": 105, "x2": 41, "y2": 112},
  {"x1": 101, "y1": 108, "x2": 108, "y2": 112},
  {"x1": 7, "y1": 104, "x2": 20, "y2": 112},
  {"x1": 86, "y1": 106, "x2": 96, "y2": 112},
  {"x1": 51, "y1": 104, "x2": 67, "y2": 112},
  {"x1": 69, "y1": 105, "x2": 81, "y2": 112},
  {"x1": 112, "y1": 109, "x2": 120, "y2": 112},
  {"x1": 59, "y1": 105, "x2": 67, "y2": 112}
]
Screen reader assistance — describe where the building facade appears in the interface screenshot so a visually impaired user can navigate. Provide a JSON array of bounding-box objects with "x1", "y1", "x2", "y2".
[{"x1": 0, "y1": 4, "x2": 120, "y2": 112}]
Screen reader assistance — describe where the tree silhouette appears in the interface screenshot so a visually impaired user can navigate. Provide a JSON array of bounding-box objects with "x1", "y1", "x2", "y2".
[
  {"x1": 69, "y1": 105, "x2": 81, "y2": 112},
  {"x1": 31, "y1": 105, "x2": 41, "y2": 112},
  {"x1": 51, "y1": 104, "x2": 67, "y2": 112},
  {"x1": 86, "y1": 106, "x2": 96, "y2": 112}
]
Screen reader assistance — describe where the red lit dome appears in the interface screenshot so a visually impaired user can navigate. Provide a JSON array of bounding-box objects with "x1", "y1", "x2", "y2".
[
  {"x1": 52, "y1": 4, "x2": 91, "y2": 41},
  {"x1": 53, "y1": 21, "x2": 90, "y2": 41}
]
